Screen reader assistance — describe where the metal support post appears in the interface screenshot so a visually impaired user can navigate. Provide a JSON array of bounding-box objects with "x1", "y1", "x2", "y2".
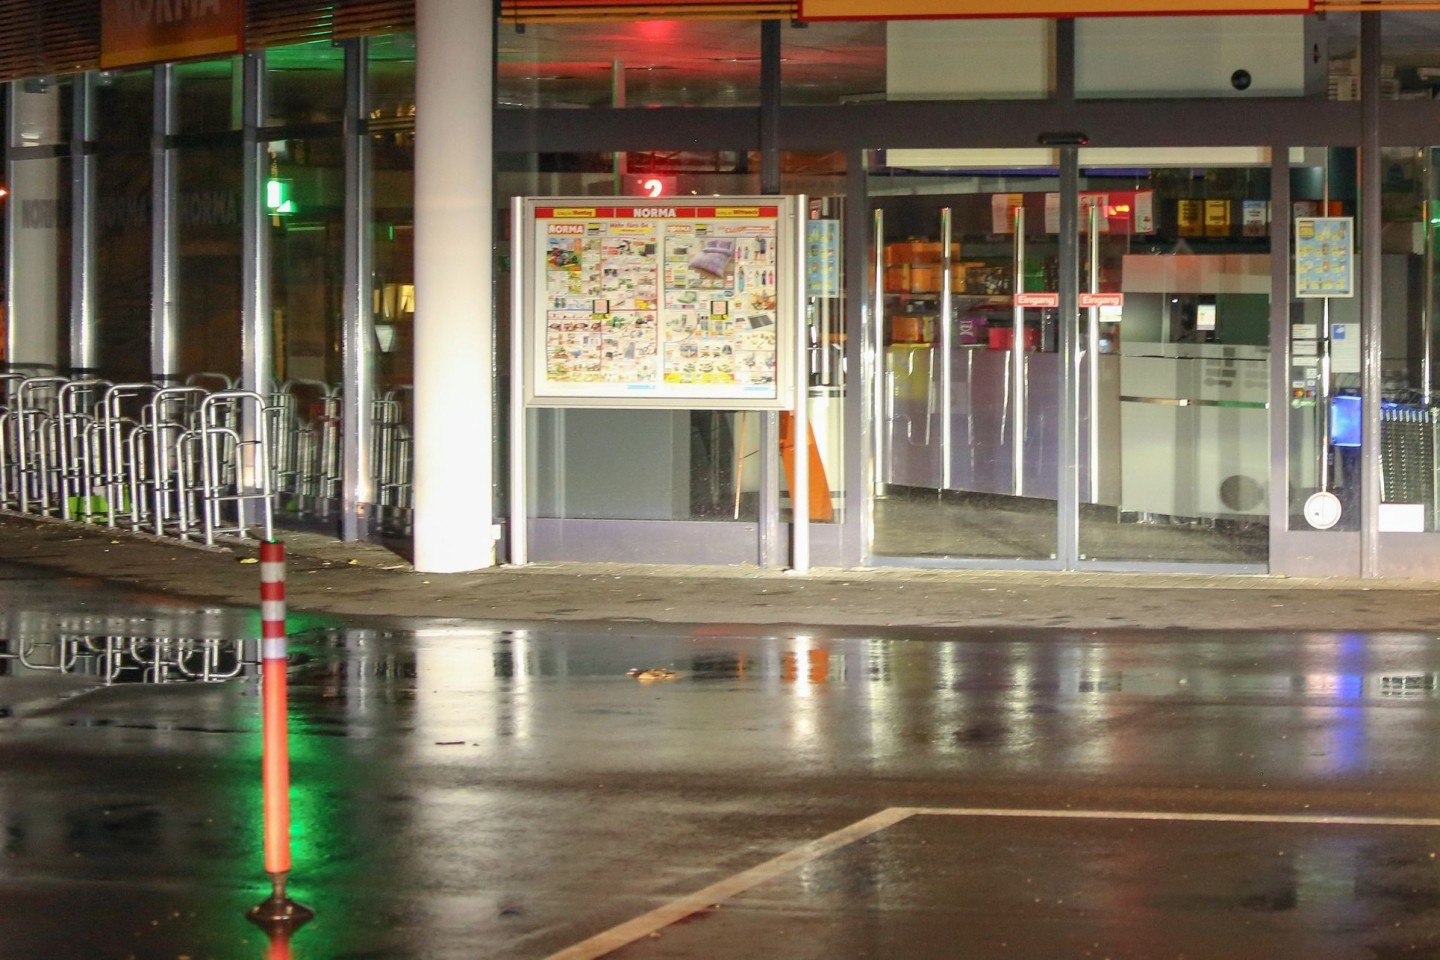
[{"x1": 341, "y1": 39, "x2": 375, "y2": 543}]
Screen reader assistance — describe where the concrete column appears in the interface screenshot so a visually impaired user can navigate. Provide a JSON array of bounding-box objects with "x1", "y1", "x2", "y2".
[
  {"x1": 413, "y1": 0, "x2": 496, "y2": 572},
  {"x1": 7, "y1": 83, "x2": 63, "y2": 369}
]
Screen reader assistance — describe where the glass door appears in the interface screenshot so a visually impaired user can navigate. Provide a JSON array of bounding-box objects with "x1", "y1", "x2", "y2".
[
  {"x1": 1075, "y1": 161, "x2": 1272, "y2": 566},
  {"x1": 868, "y1": 150, "x2": 1275, "y2": 569},
  {"x1": 869, "y1": 162, "x2": 1061, "y2": 561}
]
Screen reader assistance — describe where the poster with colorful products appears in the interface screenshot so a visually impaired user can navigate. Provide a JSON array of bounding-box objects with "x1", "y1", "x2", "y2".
[
  {"x1": 522, "y1": 198, "x2": 797, "y2": 409},
  {"x1": 1295, "y1": 216, "x2": 1354, "y2": 299}
]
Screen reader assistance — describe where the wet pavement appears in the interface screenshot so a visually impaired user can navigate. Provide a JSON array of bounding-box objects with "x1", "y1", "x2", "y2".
[{"x1": 7, "y1": 515, "x2": 1440, "y2": 958}]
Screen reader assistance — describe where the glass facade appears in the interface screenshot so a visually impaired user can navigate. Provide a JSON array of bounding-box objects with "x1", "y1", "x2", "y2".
[
  {"x1": 94, "y1": 69, "x2": 153, "y2": 383},
  {"x1": 779, "y1": 20, "x2": 884, "y2": 106},
  {"x1": 498, "y1": 20, "x2": 764, "y2": 108},
  {"x1": 1376, "y1": 145, "x2": 1438, "y2": 533},
  {"x1": 267, "y1": 41, "x2": 345, "y2": 126},
  {"x1": 369, "y1": 34, "x2": 416, "y2": 527},
  {"x1": 1287, "y1": 150, "x2": 1361, "y2": 534},
  {"x1": 174, "y1": 143, "x2": 243, "y2": 383},
  {"x1": 3, "y1": 9, "x2": 1439, "y2": 575},
  {"x1": 175, "y1": 58, "x2": 240, "y2": 134}
]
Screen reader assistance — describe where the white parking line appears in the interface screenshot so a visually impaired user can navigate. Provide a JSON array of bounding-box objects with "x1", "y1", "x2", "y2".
[
  {"x1": 908, "y1": 806, "x2": 1440, "y2": 828},
  {"x1": 542, "y1": 807, "x2": 912, "y2": 960},
  {"x1": 545, "y1": 805, "x2": 1440, "y2": 960}
]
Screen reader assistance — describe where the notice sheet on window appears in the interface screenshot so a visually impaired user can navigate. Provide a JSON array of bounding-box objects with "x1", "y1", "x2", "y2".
[{"x1": 1295, "y1": 216, "x2": 1355, "y2": 298}]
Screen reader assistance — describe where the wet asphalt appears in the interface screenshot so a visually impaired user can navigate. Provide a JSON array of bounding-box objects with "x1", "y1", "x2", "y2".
[{"x1": 5, "y1": 516, "x2": 1440, "y2": 958}]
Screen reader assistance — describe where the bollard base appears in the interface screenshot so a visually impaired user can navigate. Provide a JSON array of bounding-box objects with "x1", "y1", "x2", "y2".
[{"x1": 246, "y1": 894, "x2": 315, "y2": 932}]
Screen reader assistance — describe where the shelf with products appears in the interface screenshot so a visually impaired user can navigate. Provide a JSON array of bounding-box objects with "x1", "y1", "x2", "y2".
[{"x1": 882, "y1": 237, "x2": 1060, "y2": 346}]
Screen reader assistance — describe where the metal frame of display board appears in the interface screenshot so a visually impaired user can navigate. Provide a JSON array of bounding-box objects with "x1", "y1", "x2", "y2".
[{"x1": 509, "y1": 195, "x2": 811, "y2": 572}]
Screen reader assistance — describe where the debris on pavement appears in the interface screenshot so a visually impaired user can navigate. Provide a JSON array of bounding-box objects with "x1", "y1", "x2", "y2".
[{"x1": 627, "y1": 668, "x2": 679, "y2": 683}]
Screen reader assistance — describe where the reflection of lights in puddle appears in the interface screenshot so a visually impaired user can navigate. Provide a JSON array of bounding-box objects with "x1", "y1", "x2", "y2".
[
  {"x1": 413, "y1": 629, "x2": 533, "y2": 745},
  {"x1": 3, "y1": 635, "x2": 253, "y2": 684}
]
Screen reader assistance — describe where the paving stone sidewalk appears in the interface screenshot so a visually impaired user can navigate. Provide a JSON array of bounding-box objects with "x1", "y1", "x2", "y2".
[{"x1": 3, "y1": 514, "x2": 1439, "y2": 633}]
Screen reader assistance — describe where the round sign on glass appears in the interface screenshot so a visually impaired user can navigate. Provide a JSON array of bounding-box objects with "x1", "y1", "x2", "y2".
[{"x1": 1303, "y1": 491, "x2": 1342, "y2": 530}]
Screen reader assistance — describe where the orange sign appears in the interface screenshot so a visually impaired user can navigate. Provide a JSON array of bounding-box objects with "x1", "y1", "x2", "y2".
[
  {"x1": 801, "y1": 0, "x2": 1311, "y2": 18},
  {"x1": 101, "y1": 0, "x2": 244, "y2": 69}
]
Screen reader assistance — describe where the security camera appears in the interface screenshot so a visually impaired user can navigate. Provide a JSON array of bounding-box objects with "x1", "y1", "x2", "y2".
[{"x1": 1231, "y1": 69, "x2": 1252, "y2": 91}]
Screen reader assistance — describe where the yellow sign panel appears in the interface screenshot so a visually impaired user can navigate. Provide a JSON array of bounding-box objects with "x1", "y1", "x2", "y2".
[
  {"x1": 800, "y1": 0, "x2": 1311, "y2": 17},
  {"x1": 552, "y1": 208, "x2": 598, "y2": 218},
  {"x1": 1204, "y1": 198, "x2": 1232, "y2": 237},
  {"x1": 1177, "y1": 199, "x2": 1203, "y2": 238},
  {"x1": 715, "y1": 207, "x2": 762, "y2": 217},
  {"x1": 101, "y1": 0, "x2": 244, "y2": 69}
]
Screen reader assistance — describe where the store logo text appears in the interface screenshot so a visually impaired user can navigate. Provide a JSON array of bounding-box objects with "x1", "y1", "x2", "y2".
[{"x1": 112, "y1": 0, "x2": 224, "y2": 26}]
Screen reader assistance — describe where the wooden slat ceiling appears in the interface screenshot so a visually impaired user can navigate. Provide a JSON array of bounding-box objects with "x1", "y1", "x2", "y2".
[{"x1": 0, "y1": 0, "x2": 98, "y2": 80}]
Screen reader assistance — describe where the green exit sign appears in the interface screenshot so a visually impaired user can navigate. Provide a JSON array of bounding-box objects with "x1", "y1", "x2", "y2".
[{"x1": 266, "y1": 178, "x2": 296, "y2": 215}]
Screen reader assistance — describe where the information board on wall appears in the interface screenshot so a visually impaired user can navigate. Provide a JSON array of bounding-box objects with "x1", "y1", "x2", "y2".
[
  {"x1": 520, "y1": 197, "x2": 797, "y2": 409},
  {"x1": 1294, "y1": 216, "x2": 1355, "y2": 298}
]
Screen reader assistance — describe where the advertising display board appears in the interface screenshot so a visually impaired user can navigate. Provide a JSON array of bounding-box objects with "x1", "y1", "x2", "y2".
[{"x1": 518, "y1": 197, "x2": 799, "y2": 409}]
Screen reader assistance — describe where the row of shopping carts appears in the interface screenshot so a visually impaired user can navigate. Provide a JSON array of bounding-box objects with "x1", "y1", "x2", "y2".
[
  {"x1": 0, "y1": 371, "x2": 415, "y2": 545},
  {"x1": 1379, "y1": 403, "x2": 1439, "y2": 521}
]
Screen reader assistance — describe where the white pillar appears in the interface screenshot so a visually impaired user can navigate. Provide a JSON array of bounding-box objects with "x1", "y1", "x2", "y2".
[{"x1": 413, "y1": 0, "x2": 496, "y2": 572}]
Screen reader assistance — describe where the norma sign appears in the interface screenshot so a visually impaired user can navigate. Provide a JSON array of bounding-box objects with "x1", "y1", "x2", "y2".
[
  {"x1": 101, "y1": 0, "x2": 244, "y2": 69},
  {"x1": 800, "y1": 0, "x2": 1311, "y2": 17}
]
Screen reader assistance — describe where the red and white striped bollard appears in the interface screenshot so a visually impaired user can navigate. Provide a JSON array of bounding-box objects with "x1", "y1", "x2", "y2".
[{"x1": 247, "y1": 540, "x2": 314, "y2": 931}]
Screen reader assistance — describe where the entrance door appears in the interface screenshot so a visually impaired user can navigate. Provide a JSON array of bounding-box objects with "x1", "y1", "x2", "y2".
[
  {"x1": 870, "y1": 166, "x2": 1060, "y2": 561},
  {"x1": 867, "y1": 150, "x2": 1274, "y2": 569}
]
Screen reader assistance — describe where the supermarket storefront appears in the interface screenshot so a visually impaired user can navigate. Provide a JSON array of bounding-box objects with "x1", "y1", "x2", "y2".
[{"x1": 5, "y1": 1, "x2": 1440, "y2": 577}]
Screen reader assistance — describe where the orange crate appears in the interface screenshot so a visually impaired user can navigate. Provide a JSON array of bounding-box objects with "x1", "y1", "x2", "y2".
[{"x1": 891, "y1": 315, "x2": 931, "y2": 343}]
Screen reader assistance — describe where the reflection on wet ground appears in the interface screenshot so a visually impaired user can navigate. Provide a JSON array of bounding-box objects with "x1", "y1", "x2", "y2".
[
  {"x1": 3, "y1": 633, "x2": 252, "y2": 684},
  {"x1": 6, "y1": 603, "x2": 1440, "y2": 958}
]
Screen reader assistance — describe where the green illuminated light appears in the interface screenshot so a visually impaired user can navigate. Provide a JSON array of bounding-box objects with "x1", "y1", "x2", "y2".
[{"x1": 266, "y1": 178, "x2": 296, "y2": 215}]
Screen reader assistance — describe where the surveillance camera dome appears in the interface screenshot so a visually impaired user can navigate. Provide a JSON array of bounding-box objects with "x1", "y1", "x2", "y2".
[{"x1": 1231, "y1": 69, "x2": 1252, "y2": 91}]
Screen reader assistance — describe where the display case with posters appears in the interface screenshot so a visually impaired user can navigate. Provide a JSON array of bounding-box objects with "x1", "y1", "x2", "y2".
[{"x1": 515, "y1": 196, "x2": 800, "y2": 410}]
